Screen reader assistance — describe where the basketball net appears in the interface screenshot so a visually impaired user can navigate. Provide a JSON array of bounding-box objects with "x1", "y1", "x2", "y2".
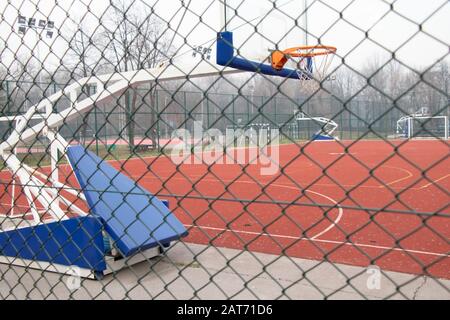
[{"x1": 295, "y1": 53, "x2": 335, "y2": 95}]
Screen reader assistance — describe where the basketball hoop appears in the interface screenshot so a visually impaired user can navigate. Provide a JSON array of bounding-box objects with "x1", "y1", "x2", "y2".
[{"x1": 271, "y1": 45, "x2": 336, "y2": 83}]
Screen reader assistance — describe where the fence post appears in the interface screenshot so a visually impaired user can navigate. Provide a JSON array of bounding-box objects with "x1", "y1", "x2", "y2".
[
  {"x1": 94, "y1": 97, "x2": 99, "y2": 155},
  {"x1": 155, "y1": 90, "x2": 160, "y2": 151},
  {"x1": 206, "y1": 93, "x2": 210, "y2": 128},
  {"x1": 184, "y1": 91, "x2": 187, "y2": 134},
  {"x1": 232, "y1": 94, "x2": 235, "y2": 125},
  {"x1": 248, "y1": 94, "x2": 251, "y2": 123},
  {"x1": 104, "y1": 105, "x2": 107, "y2": 144},
  {"x1": 349, "y1": 111, "x2": 352, "y2": 140},
  {"x1": 274, "y1": 97, "x2": 278, "y2": 125},
  {"x1": 6, "y1": 80, "x2": 10, "y2": 115}
]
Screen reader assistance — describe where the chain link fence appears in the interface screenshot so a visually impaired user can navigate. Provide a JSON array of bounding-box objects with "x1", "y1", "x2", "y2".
[{"x1": 0, "y1": 0, "x2": 449, "y2": 300}]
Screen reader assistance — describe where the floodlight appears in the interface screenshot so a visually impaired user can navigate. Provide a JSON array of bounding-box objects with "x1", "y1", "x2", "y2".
[{"x1": 18, "y1": 15, "x2": 26, "y2": 24}]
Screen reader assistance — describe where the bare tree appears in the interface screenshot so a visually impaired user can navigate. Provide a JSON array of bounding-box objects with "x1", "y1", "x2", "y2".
[
  {"x1": 423, "y1": 60, "x2": 450, "y2": 115},
  {"x1": 64, "y1": 17, "x2": 105, "y2": 80},
  {"x1": 63, "y1": 16, "x2": 106, "y2": 145},
  {"x1": 0, "y1": 54, "x2": 41, "y2": 114},
  {"x1": 100, "y1": 0, "x2": 174, "y2": 151},
  {"x1": 0, "y1": 65, "x2": 7, "y2": 115},
  {"x1": 0, "y1": 39, "x2": 7, "y2": 114}
]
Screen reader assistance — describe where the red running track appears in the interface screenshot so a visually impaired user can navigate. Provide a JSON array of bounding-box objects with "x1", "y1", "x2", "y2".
[{"x1": 1, "y1": 139, "x2": 449, "y2": 279}]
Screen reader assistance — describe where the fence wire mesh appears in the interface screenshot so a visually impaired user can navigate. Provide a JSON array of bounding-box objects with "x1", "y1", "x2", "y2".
[{"x1": 0, "y1": 0, "x2": 449, "y2": 300}]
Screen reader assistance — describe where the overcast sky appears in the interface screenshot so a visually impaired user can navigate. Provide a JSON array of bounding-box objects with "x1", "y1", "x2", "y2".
[{"x1": 0, "y1": 0, "x2": 449, "y2": 77}]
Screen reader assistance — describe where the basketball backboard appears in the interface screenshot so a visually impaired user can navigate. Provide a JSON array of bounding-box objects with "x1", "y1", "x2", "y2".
[{"x1": 221, "y1": 0, "x2": 308, "y2": 62}]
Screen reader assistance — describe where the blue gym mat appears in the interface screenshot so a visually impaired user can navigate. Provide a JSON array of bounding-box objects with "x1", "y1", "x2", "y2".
[{"x1": 66, "y1": 145, "x2": 188, "y2": 257}]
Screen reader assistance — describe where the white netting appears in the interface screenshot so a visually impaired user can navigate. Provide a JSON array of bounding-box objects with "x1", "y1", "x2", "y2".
[{"x1": 295, "y1": 50, "x2": 336, "y2": 93}]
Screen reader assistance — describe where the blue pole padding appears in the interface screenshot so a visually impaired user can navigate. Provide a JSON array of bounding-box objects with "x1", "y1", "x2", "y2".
[
  {"x1": 307, "y1": 57, "x2": 313, "y2": 74},
  {"x1": 216, "y1": 32, "x2": 310, "y2": 80}
]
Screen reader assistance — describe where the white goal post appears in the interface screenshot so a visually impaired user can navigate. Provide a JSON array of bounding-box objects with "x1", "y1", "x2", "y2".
[
  {"x1": 294, "y1": 111, "x2": 339, "y2": 139},
  {"x1": 396, "y1": 115, "x2": 449, "y2": 140}
]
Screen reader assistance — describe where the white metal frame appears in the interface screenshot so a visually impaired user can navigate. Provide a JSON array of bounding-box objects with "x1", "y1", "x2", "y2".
[
  {"x1": 0, "y1": 114, "x2": 86, "y2": 222},
  {"x1": 0, "y1": 244, "x2": 161, "y2": 279},
  {"x1": 0, "y1": 59, "x2": 241, "y2": 225},
  {"x1": 0, "y1": 2, "x2": 301, "y2": 279},
  {"x1": 396, "y1": 115, "x2": 449, "y2": 140},
  {"x1": 0, "y1": 60, "x2": 241, "y2": 278},
  {"x1": 294, "y1": 111, "x2": 339, "y2": 138},
  {"x1": 0, "y1": 1, "x2": 315, "y2": 224}
]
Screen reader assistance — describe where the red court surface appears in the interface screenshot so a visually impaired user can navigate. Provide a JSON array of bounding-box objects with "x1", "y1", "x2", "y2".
[{"x1": 1, "y1": 139, "x2": 449, "y2": 279}]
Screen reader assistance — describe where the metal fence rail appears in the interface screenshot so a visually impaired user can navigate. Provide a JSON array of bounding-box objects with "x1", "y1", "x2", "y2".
[
  {"x1": 0, "y1": 0, "x2": 449, "y2": 300},
  {"x1": 3, "y1": 83, "x2": 448, "y2": 144}
]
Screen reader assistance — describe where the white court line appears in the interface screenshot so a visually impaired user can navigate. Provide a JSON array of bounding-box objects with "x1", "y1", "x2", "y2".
[
  {"x1": 184, "y1": 224, "x2": 450, "y2": 258},
  {"x1": 1, "y1": 146, "x2": 444, "y2": 192},
  {"x1": 379, "y1": 165, "x2": 414, "y2": 188},
  {"x1": 130, "y1": 174, "x2": 344, "y2": 240},
  {"x1": 2, "y1": 175, "x2": 344, "y2": 240},
  {"x1": 307, "y1": 190, "x2": 343, "y2": 240},
  {"x1": 419, "y1": 173, "x2": 450, "y2": 190}
]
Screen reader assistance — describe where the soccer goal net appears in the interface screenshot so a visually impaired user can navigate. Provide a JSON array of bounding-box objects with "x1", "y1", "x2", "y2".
[{"x1": 396, "y1": 115, "x2": 449, "y2": 140}]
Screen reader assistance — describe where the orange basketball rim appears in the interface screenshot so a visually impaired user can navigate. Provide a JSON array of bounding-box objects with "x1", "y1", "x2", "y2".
[{"x1": 271, "y1": 45, "x2": 337, "y2": 70}]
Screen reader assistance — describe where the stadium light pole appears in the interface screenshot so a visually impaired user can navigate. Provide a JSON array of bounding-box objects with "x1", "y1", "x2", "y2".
[
  {"x1": 304, "y1": 0, "x2": 308, "y2": 46},
  {"x1": 249, "y1": 80, "x2": 255, "y2": 116},
  {"x1": 16, "y1": 15, "x2": 55, "y2": 85}
]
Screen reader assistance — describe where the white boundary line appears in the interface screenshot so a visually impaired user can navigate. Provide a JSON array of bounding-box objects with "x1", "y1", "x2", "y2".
[
  {"x1": 2, "y1": 167, "x2": 447, "y2": 258},
  {"x1": 2, "y1": 174, "x2": 344, "y2": 239},
  {"x1": 1, "y1": 142, "x2": 447, "y2": 191},
  {"x1": 133, "y1": 174, "x2": 450, "y2": 257},
  {"x1": 306, "y1": 190, "x2": 343, "y2": 240},
  {"x1": 379, "y1": 165, "x2": 414, "y2": 188},
  {"x1": 184, "y1": 224, "x2": 450, "y2": 258},
  {"x1": 419, "y1": 173, "x2": 450, "y2": 190},
  {"x1": 130, "y1": 174, "x2": 343, "y2": 240}
]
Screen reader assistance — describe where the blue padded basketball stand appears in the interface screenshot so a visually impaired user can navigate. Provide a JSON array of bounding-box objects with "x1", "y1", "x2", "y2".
[
  {"x1": 0, "y1": 145, "x2": 187, "y2": 279},
  {"x1": 216, "y1": 32, "x2": 338, "y2": 143},
  {"x1": 216, "y1": 31, "x2": 313, "y2": 80}
]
